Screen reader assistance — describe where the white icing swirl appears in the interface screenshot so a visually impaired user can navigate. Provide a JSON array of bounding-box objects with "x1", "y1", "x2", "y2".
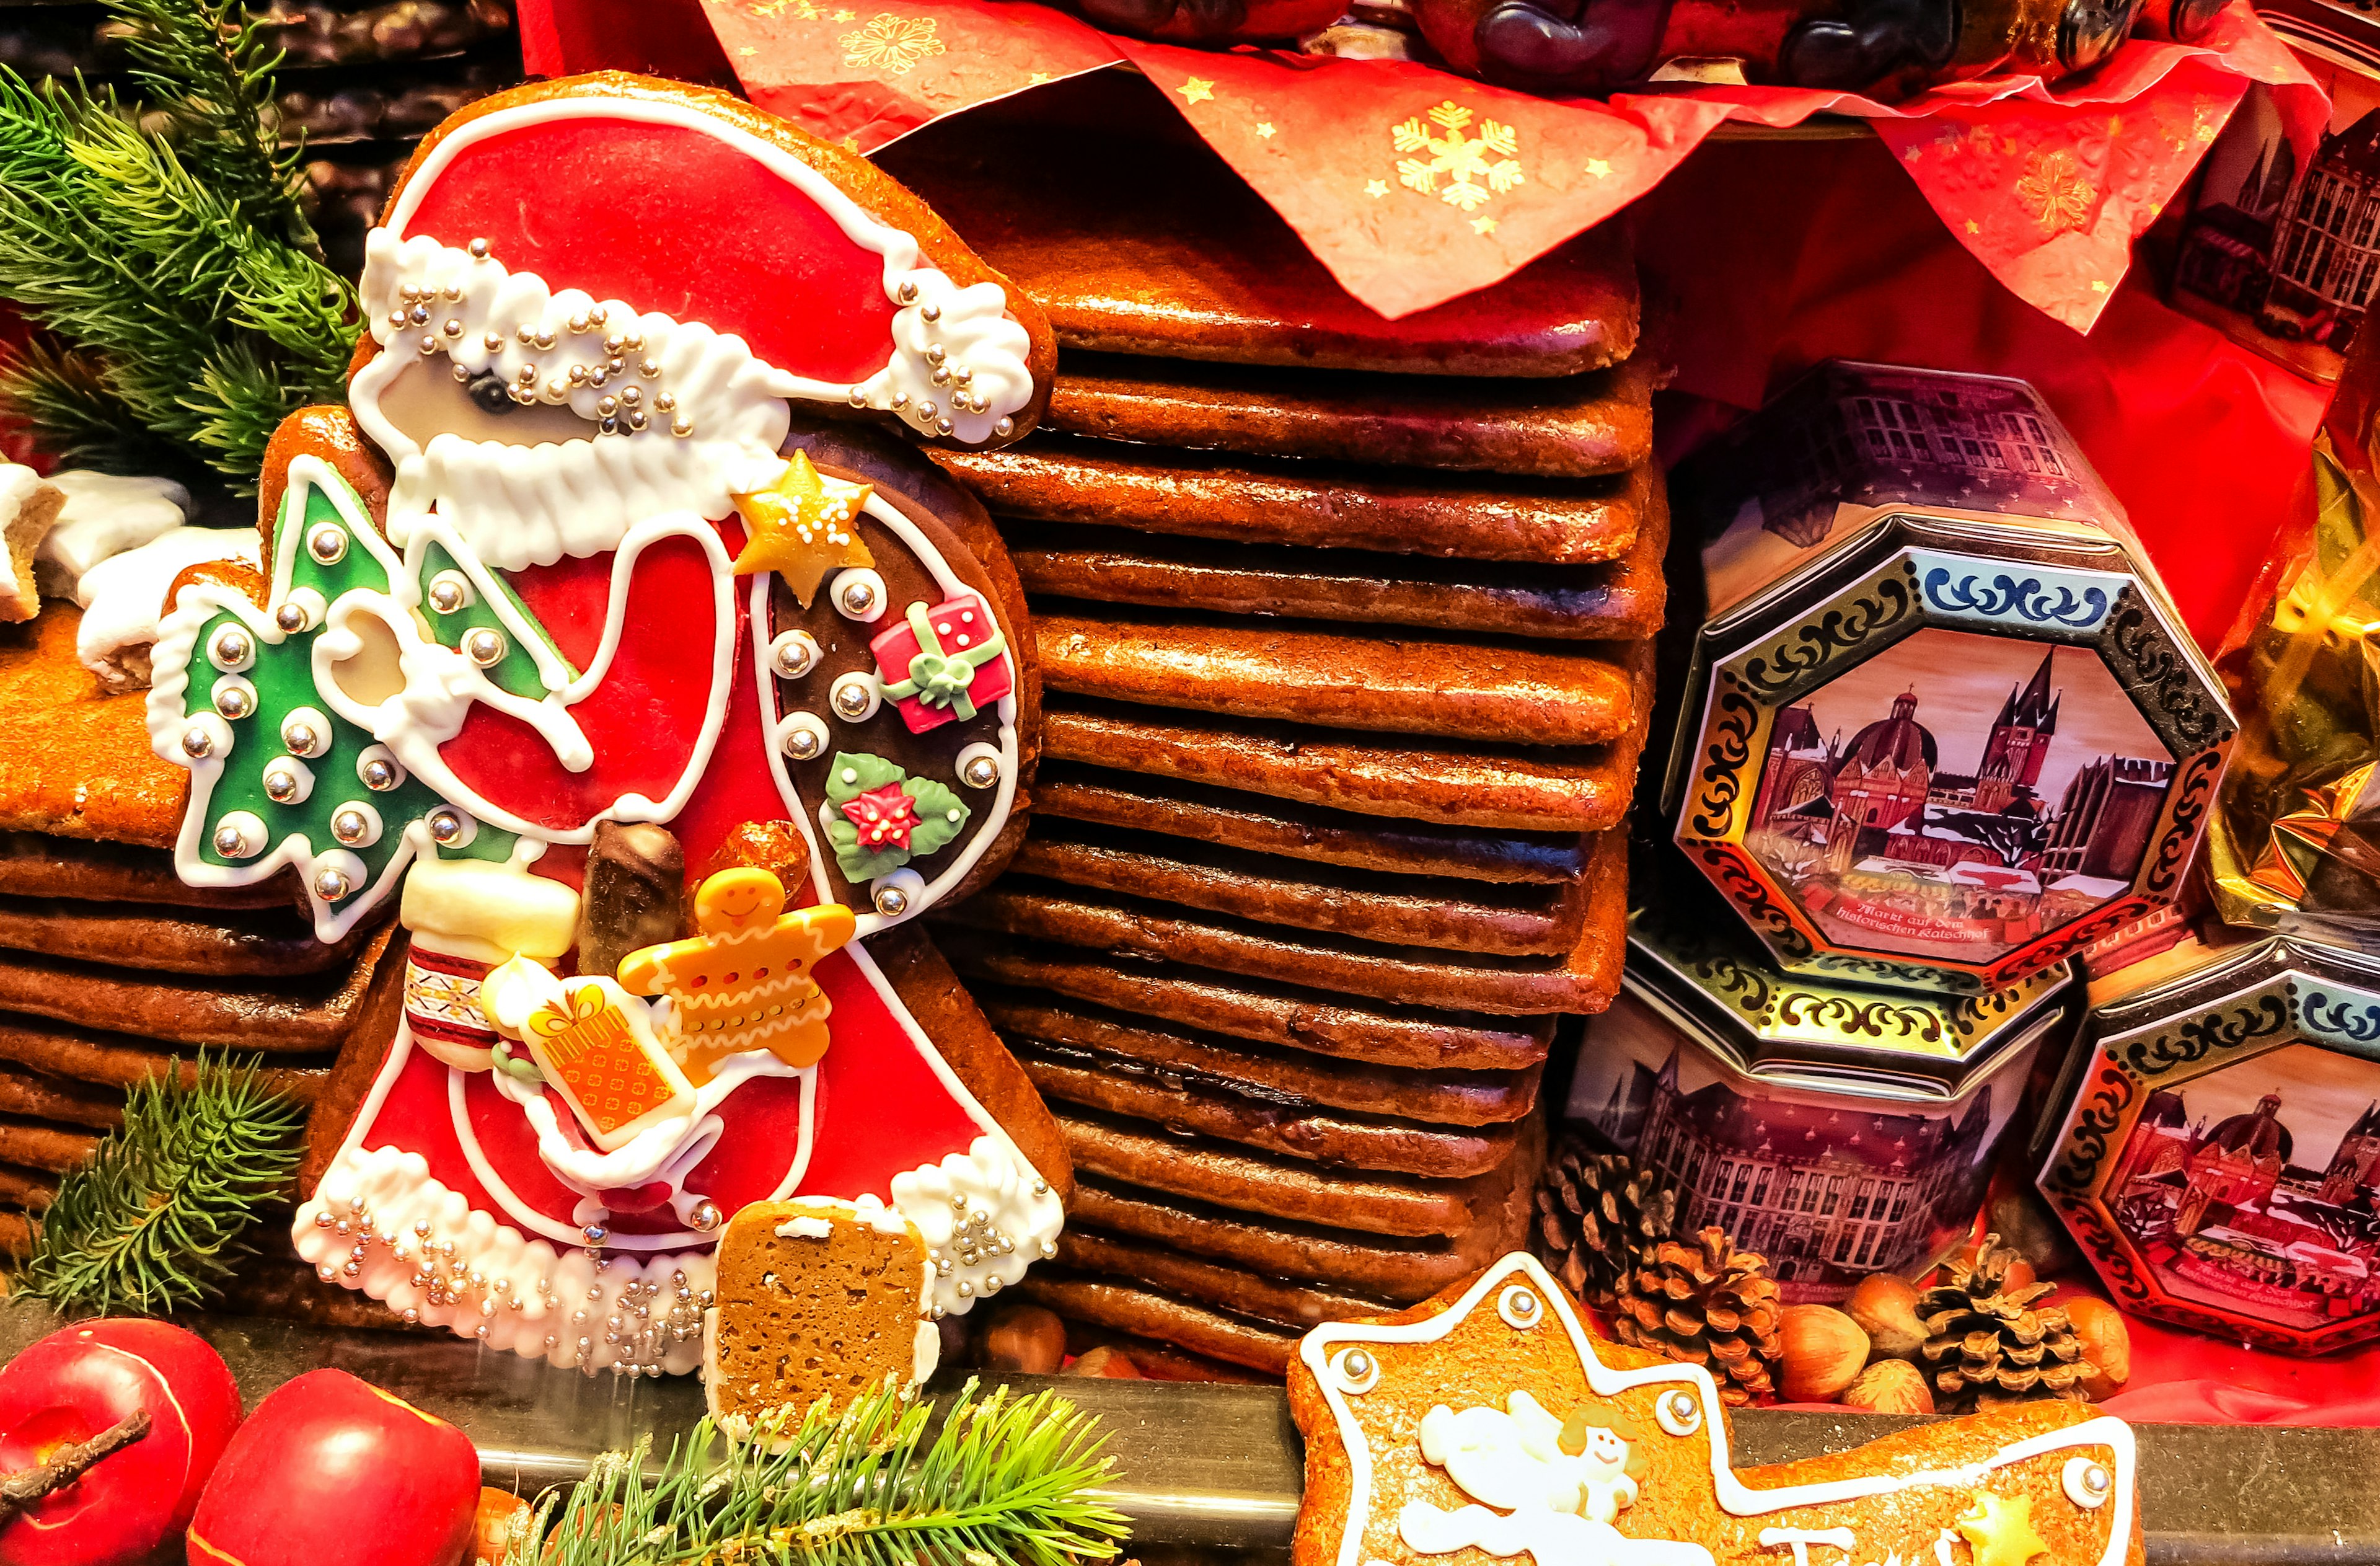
[
  {"x1": 889, "y1": 1135, "x2": 1064, "y2": 1316},
  {"x1": 294, "y1": 1144, "x2": 712, "y2": 1376}
]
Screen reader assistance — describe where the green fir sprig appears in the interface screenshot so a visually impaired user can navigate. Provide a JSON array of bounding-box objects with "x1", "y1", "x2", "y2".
[
  {"x1": 0, "y1": 0, "x2": 356, "y2": 484},
  {"x1": 18, "y1": 1053, "x2": 304, "y2": 1317},
  {"x1": 514, "y1": 1379, "x2": 1134, "y2": 1566}
]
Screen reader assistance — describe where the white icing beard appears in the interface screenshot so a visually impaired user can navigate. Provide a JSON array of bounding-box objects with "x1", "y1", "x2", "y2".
[
  {"x1": 351, "y1": 230, "x2": 1035, "y2": 574},
  {"x1": 295, "y1": 1144, "x2": 712, "y2": 1376},
  {"x1": 354, "y1": 231, "x2": 792, "y2": 572}
]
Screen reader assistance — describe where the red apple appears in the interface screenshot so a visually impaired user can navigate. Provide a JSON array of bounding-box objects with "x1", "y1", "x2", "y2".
[
  {"x1": 0, "y1": 1319, "x2": 242, "y2": 1566},
  {"x1": 187, "y1": 1368, "x2": 479, "y2": 1566}
]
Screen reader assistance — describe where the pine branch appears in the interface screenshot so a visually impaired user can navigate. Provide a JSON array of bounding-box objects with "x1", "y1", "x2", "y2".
[
  {"x1": 0, "y1": 337, "x2": 179, "y2": 475},
  {"x1": 17, "y1": 1053, "x2": 305, "y2": 1317},
  {"x1": 0, "y1": 2, "x2": 356, "y2": 484},
  {"x1": 103, "y1": 0, "x2": 317, "y2": 254},
  {"x1": 514, "y1": 1380, "x2": 1134, "y2": 1566}
]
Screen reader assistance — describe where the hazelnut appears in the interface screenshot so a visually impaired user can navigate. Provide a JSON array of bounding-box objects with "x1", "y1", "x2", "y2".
[
  {"x1": 1840, "y1": 1358, "x2": 1935, "y2": 1416},
  {"x1": 1779, "y1": 1304, "x2": 1870, "y2": 1402},
  {"x1": 2065, "y1": 1296, "x2": 2131, "y2": 1398},
  {"x1": 980, "y1": 1304, "x2": 1067, "y2": 1376},
  {"x1": 1844, "y1": 1273, "x2": 1927, "y2": 1361},
  {"x1": 1060, "y1": 1345, "x2": 1145, "y2": 1379}
]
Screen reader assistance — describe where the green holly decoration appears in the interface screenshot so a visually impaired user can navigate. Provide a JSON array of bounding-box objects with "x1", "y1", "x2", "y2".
[
  {"x1": 156, "y1": 460, "x2": 523, "y2": 938},
  {"x1": 822, "y1": 751, "x2": 970, "y2": 882}
]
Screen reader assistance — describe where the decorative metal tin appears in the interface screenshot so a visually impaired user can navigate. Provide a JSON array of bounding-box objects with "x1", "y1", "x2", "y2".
[
  {"x1": 1570, "y1": 897, "x2": 2077, "y2": 1303},
  {"x1": 2039, "y1": 933, "x2": 2380, "y2": 1355},
  {"x1": 1664, "y1": 361, "x2": 2237, "y2": 994}
]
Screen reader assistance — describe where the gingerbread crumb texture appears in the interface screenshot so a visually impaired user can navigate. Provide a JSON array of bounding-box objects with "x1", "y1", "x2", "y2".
[{"x1": 708, "y1": 1198, "x2": 933, "y2": 1420}]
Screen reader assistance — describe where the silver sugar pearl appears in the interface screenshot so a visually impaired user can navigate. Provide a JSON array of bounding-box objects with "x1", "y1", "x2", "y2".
[{"x1": 314, "y1": 865, "x2": 353, "y2": 901}]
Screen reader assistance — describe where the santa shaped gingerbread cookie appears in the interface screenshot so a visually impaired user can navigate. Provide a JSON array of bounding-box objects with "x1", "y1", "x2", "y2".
[
  {"x1": 143, "y1": 73, "x2": 1068, "y2": 1375},
  {"x1": 1290, "y1": 1253, "x2": 2143, "y2": 1566}
]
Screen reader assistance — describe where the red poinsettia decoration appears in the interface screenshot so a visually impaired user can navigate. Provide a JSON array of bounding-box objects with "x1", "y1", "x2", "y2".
[{"x1": 840, "y1": 782, "x2": 923, "y2": 852}]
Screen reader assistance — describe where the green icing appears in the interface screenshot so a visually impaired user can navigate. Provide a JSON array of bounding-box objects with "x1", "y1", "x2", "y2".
[
  {"x1": 185, "y1": 470, "x2": 517, "y2": 914},
  {"x1": 820, "y1": 750, "x2": 970, "y2": 884},
  {"x1": 418, "y1": 537, "x2": 572, "y2": 699}
]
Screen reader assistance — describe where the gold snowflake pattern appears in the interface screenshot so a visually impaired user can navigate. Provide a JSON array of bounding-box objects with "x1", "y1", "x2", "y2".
[
  {"x1": 1391, "y1": 101, "x2": 1523, "y2": 215},
  {"x1": 2014, "y1": 148, "x2": 2095, "y2": 236},
  {"x1": 840, "y1": 12, "x2": 945, "y2": 73}
]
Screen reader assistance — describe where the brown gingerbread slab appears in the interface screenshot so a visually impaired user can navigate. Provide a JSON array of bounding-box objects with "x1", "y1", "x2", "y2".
[
  {"x1": 0, "y1": 1064, "x2": 125, "y2": 1130},
  {"x1": 0, "y1": 896, "x2": 380, "y2": 977},
  {"x1": 1034, "y1": 763, "x2": 1593, "y2": 885},
  {"x1": 1037, "y1": 608, "x2": 1642, "y2": 748},
  {"x1": 1013, "y1": 1038, "x2": 1518, "y2": 1179},
  {"x1": 1057, "y1": 1105, "x2": 1537, "y2": 1239},
  {"x1": 878, "y1": 84, "x2": 1638, "y2": 379},
  {"x1": 0, "y1": 1118, "x2": 100, "y2": 1173},
  {"x1": 0, "y1": 831, "x2": 297, "y2": 911},
  {"x1": 941, "y1": 830, "x2": 1627, "y2": 1015},
  {"x1": 1047, "y1": 353, "x2": 1657, "y2": 477},
  {"x1": 1003, "y1": 508, "x2": 1664, "y2": 642},
  {"x1": 1071, "y1": 1170, "x2": 1529, "y2": 1302},
  {"x1": 0, "y1": 921, "x2": 399, "y2": 1053},
  {"x1": 937, "y1": 931, "x2": 1551, "y2": 1073},
  {"x1": 0, "y1": 1162, "x2": 55, "y2": 1210},
  {"x1": 0, "y1": 609, "x2": 186, "y2": 849},
  {"x1": 938, "y1": 438, "x2": 1646, "y2": 565},
  {"x1": 1042, "y1": 693, "x2": 1647, "y2": 834},
  {"x1": 1013, "y1": 819, "x2": 1585, "y2": 957},
  {"x1": 1057, "y1": 1228, "x2": 1390, "y2": 1330},
  {"x1": 1013, "y1": 1266, "x2": 1303, "y2": 1374},
  {"x1": 0, "y1": 1018, "x2": 328, "y2": 1103},
  {"x1": 976, "y1": 989, "x2": 1540, "y2": 1127}
]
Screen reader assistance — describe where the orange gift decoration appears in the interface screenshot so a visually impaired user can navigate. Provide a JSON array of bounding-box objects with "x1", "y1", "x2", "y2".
[
  {"x1": 615, "y1": 868, "x2": 858, "y2": 1084},
  {"x1": 521, "y1": 984, "x2": 698, "y2": 1149}
]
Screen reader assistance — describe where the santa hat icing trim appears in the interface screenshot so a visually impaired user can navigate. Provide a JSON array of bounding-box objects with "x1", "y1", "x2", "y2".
[{"x1": 352, "y1": 98, "x2": 1034, "y2": 570}]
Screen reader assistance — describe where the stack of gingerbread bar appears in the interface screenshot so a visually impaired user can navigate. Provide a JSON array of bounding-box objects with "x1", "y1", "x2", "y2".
[
  {"x1": 0, "y1": 608, "x2": 402, "y2": 1307},
  {"x1": 887, "y1": 82, "x2": 1662, "y2": 1376}
]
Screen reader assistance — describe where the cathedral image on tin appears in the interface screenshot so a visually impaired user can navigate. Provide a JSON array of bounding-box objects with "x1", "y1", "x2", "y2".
[
  {"x1": 2105, "y1": 1043, "x2": 2380, "y2": 1331},
  {"x1": 1743, "y1": 628, "x2": 2177, "y2": 964}
]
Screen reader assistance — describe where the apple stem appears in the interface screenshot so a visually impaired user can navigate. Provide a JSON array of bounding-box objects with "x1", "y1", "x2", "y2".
[{"x1": 0, "y1": 1406, "x2": 152, "y2": 1525}]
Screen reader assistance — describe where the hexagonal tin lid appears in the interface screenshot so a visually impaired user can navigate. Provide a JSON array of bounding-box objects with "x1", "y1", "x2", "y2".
[
  {"x1": 1664, "y1": 511, "x2": 2234, "y2": 994},
  {"x1": 1628, "y1": 887, "x2": 2078, "y2": 1104},
  {"x1": 2037, "y1": 932, "x2": 2380, "y2": 1356}
]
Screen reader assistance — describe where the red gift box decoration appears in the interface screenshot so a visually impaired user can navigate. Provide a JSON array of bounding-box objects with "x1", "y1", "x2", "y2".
[{"x1": 870, "y1": 595, "x2": 1011, "y2": 733}]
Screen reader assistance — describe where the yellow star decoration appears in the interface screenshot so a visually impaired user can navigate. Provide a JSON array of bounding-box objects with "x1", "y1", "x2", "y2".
[
  {"x1": 1585, "y1": 157, "x2": 1612, "y2": 177},
  {"x1": 1967, "y1": 219, "x2": 1981, "y2": 234},
  {"x1": 1029, "y1": 70, "x2": 1052, "y2": 84},
  {"x1": 1955, "y1": 1492, "x2": 2051, "y2": 1566},
  {"x1": 617, "y1": 869, "x2": 857, "y2": 1084},
  {"x1": 729, "y1": 449, "x2": 875, "y2": 608},
  {"x1": 1256, "y1": 122, "x2": 1277, "y2": 139},
  {"x1": 1471, "y1": 216, "x2": 1497, "y2": 234},
  {"x1": 1180, "y1": 76, "x2": 1215, "y2": 104},
  {"x1": 1365, "y1": 179, "x2": 1390, "y2": 197}
]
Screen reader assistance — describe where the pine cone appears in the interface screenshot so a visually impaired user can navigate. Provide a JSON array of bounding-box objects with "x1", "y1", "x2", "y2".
[
  {"x1": 1613, "y1": 1226, "x2": 1783, "y2": 1405},
  {"x1": 1532, "y1": 1136, "x2": 1678, "y2": 1307},
  {"x1": 1917, "y1": 1234, "x2": 2095, "y2": 1409}
]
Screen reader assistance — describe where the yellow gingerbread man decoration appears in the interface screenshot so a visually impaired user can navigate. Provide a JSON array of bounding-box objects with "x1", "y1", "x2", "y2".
[{"x1": 615, "y1": 868, "x2": 855, "y2": 1085}]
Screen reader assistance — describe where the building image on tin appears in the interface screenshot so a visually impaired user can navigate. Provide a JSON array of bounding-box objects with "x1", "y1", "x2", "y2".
[
  {"x1": 2262, "y1": 108, "x2": 2380, "y2": 353},
  {"x1": 2107, "y1": 1043, "x2": 2380, "y2": 1330},
  {"x1": 1743, "y1": 632, "x2": 2174, "y2": 962},
  {"x1": 1594, "y1": 1045, "x2": 1996, "y2": 1298}
]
